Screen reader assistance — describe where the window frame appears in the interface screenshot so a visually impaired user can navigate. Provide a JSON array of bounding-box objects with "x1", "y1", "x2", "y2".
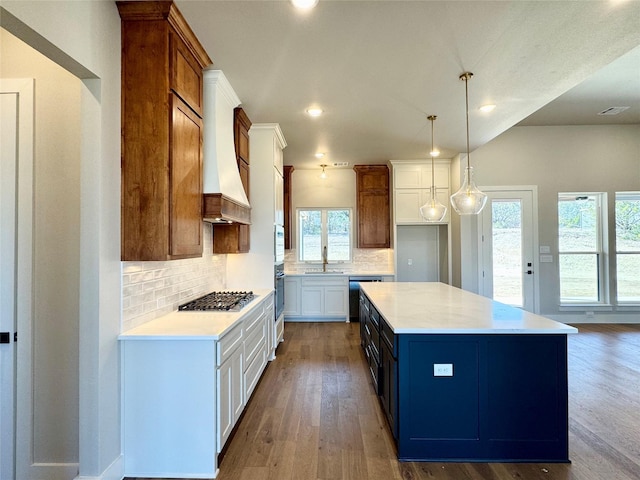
[
  {"x1": 297, "y1": 207, "x2": 353, "y2": 264},
  {"x1": 614, "y1": 191, "x2": 640, "y2": 304},
  {"x1": 557, "y1": 192, "x2": 608, "y2": 305}
]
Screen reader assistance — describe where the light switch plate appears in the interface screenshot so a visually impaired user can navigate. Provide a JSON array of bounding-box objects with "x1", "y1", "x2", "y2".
[
  {"x1": 434, "y1": 363, "x2": 453, "y2": 377},
  {"x1": 539, "y1": 245, "x2": 551, "y2": 254},
  {"x1": 540, "y1": 254, "x2": 553, "y2": 263}
]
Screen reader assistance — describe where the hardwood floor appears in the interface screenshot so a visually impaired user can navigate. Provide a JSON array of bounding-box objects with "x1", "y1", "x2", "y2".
[{"x1": 129, "y1": 322, "x2": 640, "y2": 480}]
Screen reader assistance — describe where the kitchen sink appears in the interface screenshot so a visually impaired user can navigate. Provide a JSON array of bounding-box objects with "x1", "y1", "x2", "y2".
[{"x1": 304, "y1": 269, "x2": 344, "y2": 274}]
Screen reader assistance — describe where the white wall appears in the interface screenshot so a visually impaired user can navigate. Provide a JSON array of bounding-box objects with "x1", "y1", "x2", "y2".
[
  {"x1": 1, "y1": 1, "x2": 122, "y2": 478},
  {"x1": 460, "y1": 124, "x2": 640, "y2": 322}
]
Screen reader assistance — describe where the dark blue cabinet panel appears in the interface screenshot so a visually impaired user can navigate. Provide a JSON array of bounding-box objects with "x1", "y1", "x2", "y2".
[{"x1": 397, "y1": 334, "x2": 569, "y2": 463}]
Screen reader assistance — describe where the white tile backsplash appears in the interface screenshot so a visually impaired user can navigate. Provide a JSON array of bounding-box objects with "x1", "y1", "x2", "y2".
[
  {"x1": 121, "y1": 223, "x2": 227, "y2": 332},
  {"x1": 284, "y1": 247, "x2": 395, "y2": 274}
]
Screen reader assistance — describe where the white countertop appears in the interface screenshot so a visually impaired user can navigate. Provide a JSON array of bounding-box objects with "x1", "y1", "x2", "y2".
[
  {"x1": 284, "y1": 270, "x2": 395, "y2": 277},
  {"x1": 119, "y1": 289, "x2": 272, "y2": 340},
  {"x1": 361, "y1": 282, "x2": 578, "y2": 335}
]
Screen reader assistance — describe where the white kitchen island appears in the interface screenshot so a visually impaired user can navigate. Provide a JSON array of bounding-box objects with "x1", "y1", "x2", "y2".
[
  {"x1": 119, "y1": 289, "x2": 273, "y2": 479},
  {"x1": 359, "y1": 282, "x2": 577, "y2": 463}
]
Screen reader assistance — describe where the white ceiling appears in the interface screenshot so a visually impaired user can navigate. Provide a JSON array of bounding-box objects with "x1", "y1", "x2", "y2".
[{"x1": 177, "y1": 0, "x2": 640, "y2": 170}]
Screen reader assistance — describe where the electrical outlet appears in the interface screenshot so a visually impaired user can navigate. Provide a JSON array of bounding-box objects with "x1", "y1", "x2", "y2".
[
  {"x1": 434, "y1": 363, "x2": 453, "y2": 377},
  {"x1": 407, "y1": 258, "x2": 413, "y2": 266}
]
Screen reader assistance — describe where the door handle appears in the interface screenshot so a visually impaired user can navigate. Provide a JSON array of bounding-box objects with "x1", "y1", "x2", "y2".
[{"x1": 526, "y1": 270, "x2": 533, "y2": 275}]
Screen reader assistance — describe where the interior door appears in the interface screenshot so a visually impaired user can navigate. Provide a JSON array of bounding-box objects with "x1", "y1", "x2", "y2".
[
  {"x1": 478, "y1": 188, "x2": 538, "y2": 312},
  {"x1": 1, "y1": 79, "x2": 34, "y2": 480},
  {"x1": 1, "y1": 85, "x2": 19, "y2": 480}
]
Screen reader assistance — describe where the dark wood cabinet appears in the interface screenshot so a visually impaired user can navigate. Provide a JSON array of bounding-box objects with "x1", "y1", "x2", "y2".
[
  {"x1": 353, "y1": 165, "x2": 390, "y2": 248},
  {"x1": 213, "y1": 107, "x2": 252, "y2": 253},
  {"x1": 118, "y1": 1, "x2": 211, "y2": 260},
  {"x1": 283, "y1": 165, "x2": 294, "y2": 250}
]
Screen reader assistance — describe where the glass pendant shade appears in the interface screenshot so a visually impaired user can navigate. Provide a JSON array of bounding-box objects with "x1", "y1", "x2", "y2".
[
  {"x1": 420, "y1": 192, "x2": 448, "y2": 222},
  {"x1": 420, "y1": 115, "x2": 447, "y2": 222},
  {"x1": 450, "y1": 71, "x2": 487, "y2": 216},
  {"x1": 450, "y1": 166, "x2": 487, "y2": 215}
]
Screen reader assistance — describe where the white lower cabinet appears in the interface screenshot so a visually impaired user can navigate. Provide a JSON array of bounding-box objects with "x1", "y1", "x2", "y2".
[
  {"x1": 284, "y1": 276, "x2": 301, "y2": 316},
  {"x1": 122, "y1": 340, "x2": 217, "y2": 478},
  {"x1": 121, "y1": 294, "x2": 273, "y2": 479},
  {"x1": 217, "y1": 339, "x2": 243, "y2": 452},
  {"x1": 286, "y1": 275, "x2": 348, "y2": 320}
]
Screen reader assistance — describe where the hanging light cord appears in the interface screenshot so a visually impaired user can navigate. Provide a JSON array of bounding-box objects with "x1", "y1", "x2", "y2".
[
  {"x1": 428, "y1": 115, "x2": 436, "y2": 196},
  {"x1": 461, "y1": 72, "x2": 473, "y2": 173}
]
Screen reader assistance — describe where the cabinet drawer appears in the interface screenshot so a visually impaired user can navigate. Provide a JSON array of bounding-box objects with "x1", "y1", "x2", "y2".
[
  {"x1": 170, "y1": 32, "x2": 203, "y2": 116},
  {"x1": 244, "y1": 320, "x2": 266, "y2": 369},
  {"x1": 217, "y1": 323, "x2": 243, "y2": 367},
  {"x1": 243, "y1": 307, "x2": 264, "y2": 337},
  {"x1": 244, "y1": 347, "x2": 267, "y2": 401},
  {"x1": 301, "y1": 276, "x2": 348, "y2": 287},
  {"x1": 380, "y1": 317, "x2": 397, "y2": 357},
  {"x1": 369, "y1": 321, "x2": 380, "y2": 363},
  {"x1": 370, "y1": 307, "x2": 380, "y2": 330}
]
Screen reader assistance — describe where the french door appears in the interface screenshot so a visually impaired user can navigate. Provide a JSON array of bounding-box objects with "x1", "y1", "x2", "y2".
[{"x1": 478, "y1": 188, "x2": 538, "y2": 313}]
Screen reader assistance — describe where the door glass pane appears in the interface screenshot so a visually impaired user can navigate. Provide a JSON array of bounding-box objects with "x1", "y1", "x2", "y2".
[
  {"x1": 492, "y1": 200, "x2": 522, "y2": 306},
  {"x1": 559, "y1": 253, "x2": 599, "y2": 302},
  {"x1": 327, "y1": 209, "x2": 350, "y2": 261},
  {"x1": 300, "y1": 210, "x2": 321, "y2": 261}
]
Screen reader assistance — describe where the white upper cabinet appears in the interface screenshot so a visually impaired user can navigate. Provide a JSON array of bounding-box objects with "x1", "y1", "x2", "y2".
[{"x1": 391, "y1": 160, "x2": 451, "y2": 224}]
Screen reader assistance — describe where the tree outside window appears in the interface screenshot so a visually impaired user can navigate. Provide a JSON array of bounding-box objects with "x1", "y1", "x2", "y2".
[
  {"x1": 299, "y1": 208, "x2": 351, "y2": 262},
  {"x1": 615, "y1": 192, "x2": 640, "y2": 302}
]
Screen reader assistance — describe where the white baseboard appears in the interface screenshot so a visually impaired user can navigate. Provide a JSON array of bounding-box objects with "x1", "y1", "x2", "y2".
[
  {"x1": 74, "y1": 454, "x2": 123, "y2": 480},
  {"x1": 548, "y1": 313, "x2": 640, "y2": 324}
]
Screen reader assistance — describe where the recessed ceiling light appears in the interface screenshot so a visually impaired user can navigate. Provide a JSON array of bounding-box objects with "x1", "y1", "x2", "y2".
[
  {"x1": 306, "y1": 107, "x2": 323, "y2": 117},
  {"x1": 315, "y1": 152, "x2": 325, "y2": 158},
  {"x1": 479, "y1": 104, "x2": 496, "y2": 113},
  {"x1": 291, "y1": 0, "x2": 319, "y2": 10}
]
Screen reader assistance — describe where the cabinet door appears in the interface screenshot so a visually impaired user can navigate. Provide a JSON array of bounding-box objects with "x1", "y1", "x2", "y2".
[
  {"x1": 274, "y1": 169, "x2": 284, "y2": 226},
  {"x1": 324, "y1": 286, "x2": 348, "y2": 316},
  {"x1": 379, "y1": 338, "x2": 397, "y2": 439},
  {"x1": 301, "y1": 287, "x2": 324, "y2": 316},
  {"x1": 395, "y1": 189, "x2": 423, "y2": 224},
  {"x1": 217, "y1": 347, "x2": 243, "y2": 452},
  {"x1": 284, "y1": 277, "x2": 301, "y2": 316},
  {"x1": 394, "y1": 165, "x2": 422, "y2": 189},
  {"x1": 358, "y1": 190, "x2": 390, "y2": 247},
  {"x1": 170, "y1": 95, "x2": 203, "y2": 257},
  {"x1": 170, "y1": 32, "x2": 203, "y2": 116}
]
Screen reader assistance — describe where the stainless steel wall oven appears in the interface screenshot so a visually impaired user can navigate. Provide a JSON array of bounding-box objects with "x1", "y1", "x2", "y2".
[{"x1": 274, "y1": 263, "x2": 285, "y2": 319}]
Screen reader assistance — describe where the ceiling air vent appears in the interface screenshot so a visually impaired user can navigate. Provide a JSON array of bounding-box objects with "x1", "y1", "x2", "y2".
[
  {"x1": 597, "y1": 106, "x2": 629, "y2": 116},
  {"x1": 333, "y1": 162, "x2": 349, "y2": 167}
]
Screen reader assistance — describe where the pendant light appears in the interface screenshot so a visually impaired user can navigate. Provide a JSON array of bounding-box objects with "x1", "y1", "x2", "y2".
[
  {"x1": 450, "y1": 72, "x2": 487, "y2": 215},
  {"x1": 419, "y1": 115, "x2": 447, "y2": 222}
]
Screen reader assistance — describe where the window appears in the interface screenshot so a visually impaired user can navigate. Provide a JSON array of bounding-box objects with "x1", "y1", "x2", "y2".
[
  {"x1": 615, "y1": 192, "x2": 640, "y2": 302},
  {"x1": 298, "y1": 208, "x2": 351, "y2": 262},
  {"x1": 557, "y1": 193, "x2": 607, "y2": 304}
]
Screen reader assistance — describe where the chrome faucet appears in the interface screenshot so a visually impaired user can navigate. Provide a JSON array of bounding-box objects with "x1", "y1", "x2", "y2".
[{"x1": 322, "y1": 245, "x2": 328, "y2": 272}]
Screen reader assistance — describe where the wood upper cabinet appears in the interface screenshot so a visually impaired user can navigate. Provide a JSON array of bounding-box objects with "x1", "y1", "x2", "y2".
[
  {"x1": 118, "y1": 1, "x2": 211, "y2": 260},
  {"x1": 354, "y1": 165, "x2": 391, "y2": 248},
  {"x1": 283, "y1": 166, "x2": 294, "y2": 250},
  {"x1": 213, "y1": 107, "x2": 252, "y2": 254}
]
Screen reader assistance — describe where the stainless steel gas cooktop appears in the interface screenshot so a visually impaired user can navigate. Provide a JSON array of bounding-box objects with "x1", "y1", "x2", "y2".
[{"x1": 178, "y1": 291, "x2": 255, "y2": 312}]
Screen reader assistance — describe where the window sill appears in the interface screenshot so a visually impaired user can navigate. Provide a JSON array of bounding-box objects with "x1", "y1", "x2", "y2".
[{"x1": 559, "y1": 304, "x2": 614, "y2": 312}]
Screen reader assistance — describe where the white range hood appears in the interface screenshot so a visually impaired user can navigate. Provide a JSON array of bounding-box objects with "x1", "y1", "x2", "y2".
[{"x1": 202, "y1": 70, "x2": 251, "y2": 224}]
